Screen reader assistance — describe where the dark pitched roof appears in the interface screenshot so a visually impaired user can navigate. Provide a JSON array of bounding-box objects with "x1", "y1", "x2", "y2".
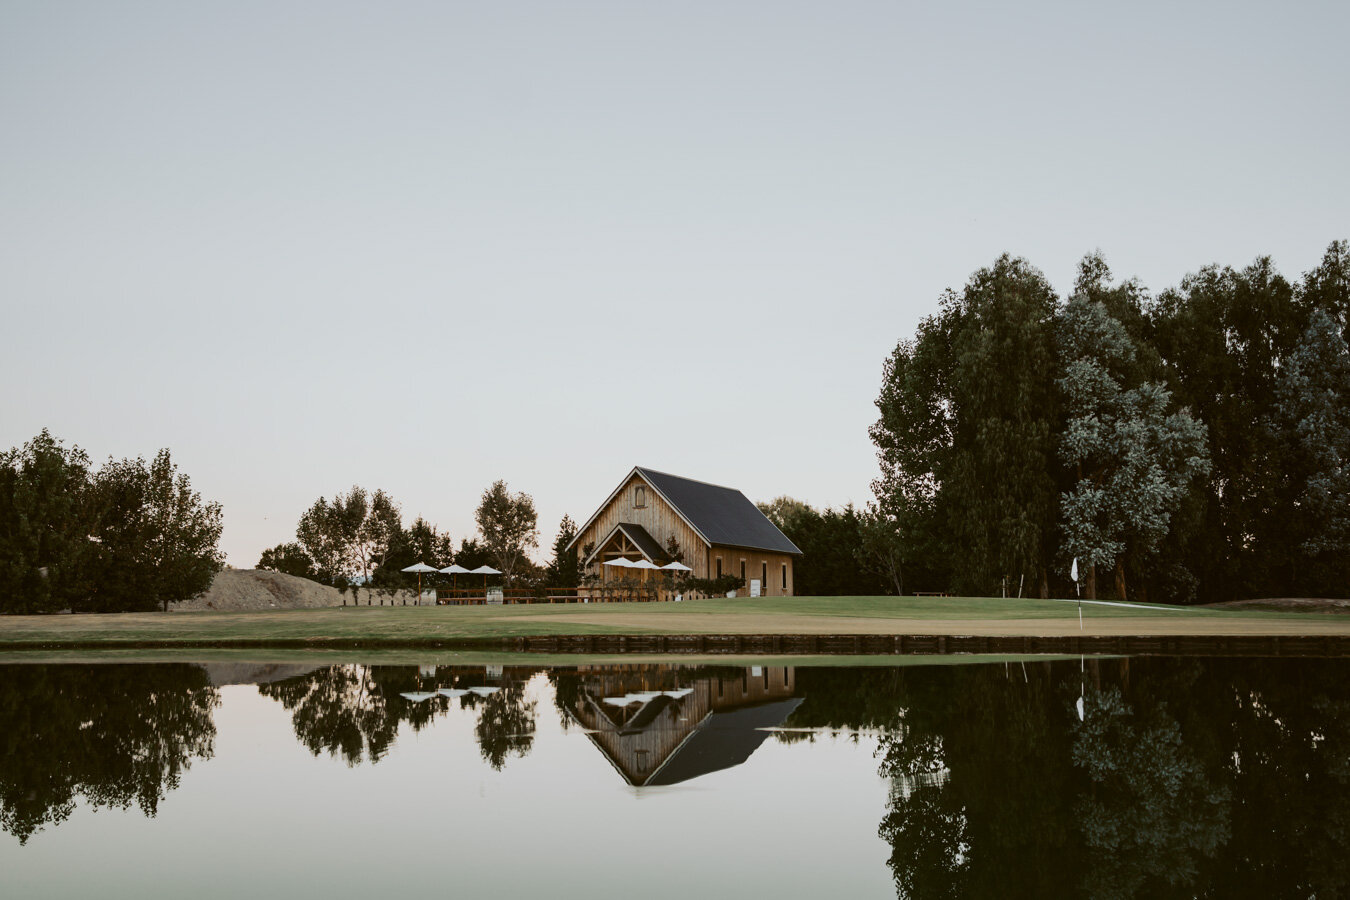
[
  {"x1": 646, "y1": 698, "x2": 804, "y2": 786},
  {"x1": 636, "y1": 467, "x2": 802, "y2": 555},
  {"x1": 582, "y1": 522, "x2": 667, "y2": 566}
]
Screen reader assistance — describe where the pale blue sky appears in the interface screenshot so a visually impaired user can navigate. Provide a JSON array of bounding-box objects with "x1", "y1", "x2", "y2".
[{"x1": 2, "y1": 1, "x2": 1346, "y2": 566}]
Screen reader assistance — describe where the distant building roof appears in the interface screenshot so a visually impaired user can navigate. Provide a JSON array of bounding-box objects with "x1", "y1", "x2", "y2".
[
  {"x1": 568, "y1": 467, "x2": 803, "y2": 556},
  {"x1": 636, "y1": 467, "x2": 803, "y2": 555}
]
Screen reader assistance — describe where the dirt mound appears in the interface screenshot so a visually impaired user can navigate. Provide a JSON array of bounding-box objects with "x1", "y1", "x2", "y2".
[
  {"x1": 173, "y1": 568, "x2": 345, "y2": 612},
  {"x1": 1206, "y1": 598, "x2": 1350, "y2": 615}
]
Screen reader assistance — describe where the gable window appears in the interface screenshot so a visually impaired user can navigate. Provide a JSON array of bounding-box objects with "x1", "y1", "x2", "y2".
[{"x1": 633, "y1": 485, "x2": 647, "y2": 508}]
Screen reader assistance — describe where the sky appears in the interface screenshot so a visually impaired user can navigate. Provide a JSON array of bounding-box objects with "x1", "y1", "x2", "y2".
[{"x1": 2, "y1": 0, "x2": 1347, "y2": 567}]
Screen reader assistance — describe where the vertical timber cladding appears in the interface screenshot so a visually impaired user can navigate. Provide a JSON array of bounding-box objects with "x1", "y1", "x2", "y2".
[
  {"x1": 576, "y1": 473, "x2": 709, "y2": 578},
  {"x1": 706, "y1": 547, "x2": 794, "y2": 597}
]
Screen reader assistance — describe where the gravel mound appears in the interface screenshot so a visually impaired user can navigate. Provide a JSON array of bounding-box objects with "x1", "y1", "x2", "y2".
[{"x1": 173, "y1": 568, "x2": 345, "y2": 611}]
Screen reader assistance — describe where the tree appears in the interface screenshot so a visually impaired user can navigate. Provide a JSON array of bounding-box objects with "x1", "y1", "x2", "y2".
[
  {"x1": 872, "y1": 256, "x2": 1061, "y2": 597},
  {"x1": 453, "y1": 537, "x2": 491, "y2": 572},
  {"x1": 295, "y1": 487, "x2": 403, "y2": 602},
  {"x1": 1150, "y1": 257, "x2": 1301, "y2": 601},
  {"x1": 764, "y1": 497, "x2": 889, "y2": 596},
  {"x1": 1271, "y1": 308, "x2": 1350, "y2": 593},
  {"x1": 1057, "y1": 263, "x2": 1209, "y2": 602},
  {"x1": 757, "y1": 496, "x2": 816, "y2": 533},
  {"x1": 869, "y1": 311, "x2": 956, "y2": 594},
  {"x1": 295, "y1": 496, "x2": 353, "y2": 589},
  {"x1": 85, "y1": 450, "x2": 225, "y2": 612},
  {"x1": 353, "y1": 489, "x2": 401, "y2": 585},
  {"x1": 256, "y1": 542, "x2": 318, "y2": 580},
  {"x1": 858, "y1": 502, "x2": 905, "y2": 595},
  {"x1": 474, "y1": 480, "x2": 538, "y2": 582},
  {"x1": 0, "y1": 430, "x2": 96, "y2": 614},
  {"x1": 374, "y1": 516, "x2": 454, "y2": 589},
  {"x1": 543, "y1": 514, "x2": 581, "y2": 587}
]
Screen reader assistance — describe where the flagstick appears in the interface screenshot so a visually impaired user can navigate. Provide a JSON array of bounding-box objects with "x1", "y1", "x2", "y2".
[{"x1": 1075, "y1": 573, "x2": 1082, "y2": 631}]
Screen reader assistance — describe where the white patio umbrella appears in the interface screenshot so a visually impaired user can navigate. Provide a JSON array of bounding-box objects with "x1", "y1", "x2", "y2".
[
  {"x1": 470, "y1": 565, "x2": 501, "y2": 594},
  {"x1": 439, "y1": 563, "x2": 471, "y2": 596},
  {"x1": 661, "y1": 561, "x2": 692, "y2": 572},
  {"x1": 401, "y1": 562, "x2": 437, "y2": 605},
  {"x1": 602, "y1": 557, "x2": 634, "y2": 582},
  {"x1": 630, "y1": 558, "x2": 661, "y2": 584},
  {"x1": 399, "y1": 691, "x2": 439, "y2": 703}
]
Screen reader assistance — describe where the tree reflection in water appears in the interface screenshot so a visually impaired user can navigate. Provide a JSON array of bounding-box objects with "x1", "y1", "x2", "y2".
[
  {"x1": 0, "y1": 664, "x2": 219, "y2": 844},
  {"x1": 257, "y1": 665, "x2": 538, "y2": 769},
  {"x1": 781, "y1": 660, "x2": 1350, "y2": 899}
]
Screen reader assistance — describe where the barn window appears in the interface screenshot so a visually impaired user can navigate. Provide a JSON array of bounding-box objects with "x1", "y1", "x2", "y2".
[
  {"x1": 761, "y1": 562, "x2": 767, "y2": 587},
  {"x1": 782, "y1": 563, "x2": 788, "y2": 590},
  {"x1": 715, "y1": 557, "x2": 722, "y2": 578},
  {"x1": 739, "y1": 560, "x2": 746, "y2": 581},
  {"x1": 634, "y1": 485, "x2": 647, "y2": 508}
]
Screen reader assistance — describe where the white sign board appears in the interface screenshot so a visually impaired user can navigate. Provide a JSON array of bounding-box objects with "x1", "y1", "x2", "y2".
[{"x1": 750, "y1": 579, "x2": 761, "y2": 597}]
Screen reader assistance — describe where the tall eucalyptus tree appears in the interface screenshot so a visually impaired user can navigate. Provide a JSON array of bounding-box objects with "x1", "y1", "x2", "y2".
[{"x1": 1057, "y1": 257, "x2": 1209, "y2": 601}]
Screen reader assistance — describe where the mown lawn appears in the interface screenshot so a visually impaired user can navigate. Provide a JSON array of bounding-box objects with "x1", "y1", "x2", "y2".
[{"x1": 0, "y1": 594, "x2": 1343, "y2": 648}]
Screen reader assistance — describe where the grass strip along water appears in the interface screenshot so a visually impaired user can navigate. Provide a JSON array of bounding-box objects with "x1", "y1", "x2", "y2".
[{"x1": 2, "y1": 596, "x2": 1350, "y2": 655}]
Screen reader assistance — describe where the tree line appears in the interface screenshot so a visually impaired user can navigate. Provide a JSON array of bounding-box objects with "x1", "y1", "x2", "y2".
[
  {"x1": 0, "y1": 430, "x2": 224, "y2": 613},
  {"x1": 258, "y1": 480, "x2": 585, "y2": 600},
  {"x1": 869, "y1": 241, "x2": 1349, "y2": 603}
]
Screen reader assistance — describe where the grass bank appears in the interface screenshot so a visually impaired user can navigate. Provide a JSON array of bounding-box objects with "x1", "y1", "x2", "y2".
[{"x1": 2, "y1": 595, "x2": 1349, "y2": 651}]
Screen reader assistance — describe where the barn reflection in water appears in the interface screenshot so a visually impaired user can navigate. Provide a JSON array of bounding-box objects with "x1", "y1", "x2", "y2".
[{"x1": 556, "y1": 666, "x2": 800, "y2": 786}]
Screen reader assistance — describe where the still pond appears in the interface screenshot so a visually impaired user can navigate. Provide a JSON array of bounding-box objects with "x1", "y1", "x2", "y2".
[{"x1": 2, "y1": 656, "x2": 1349, "y2": 898}]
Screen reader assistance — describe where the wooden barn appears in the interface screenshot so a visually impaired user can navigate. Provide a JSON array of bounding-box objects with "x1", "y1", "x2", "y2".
[{"x1": 567, "y1": 466, "x2": 803, "y2": 597}]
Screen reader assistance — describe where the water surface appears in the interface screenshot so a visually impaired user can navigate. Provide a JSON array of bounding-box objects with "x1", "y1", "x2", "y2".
[{"x1": 2, "y1": 657, "x2": 1348, "y2": 898}]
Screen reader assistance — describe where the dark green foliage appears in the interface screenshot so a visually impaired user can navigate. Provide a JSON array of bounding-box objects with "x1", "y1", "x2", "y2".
[
  {"x1": 542, "y1": 514, "x2": 581, "y2": 587},
  {"x1": 372, "y1": 516, "x2": 455, "y2": 590},
  {"x1": 1058, "y1": 261, "x2": 1209, "y2": 601},
  {"x1": 453, "y1": 537, "x2": 492, "y2": 571},
  {"x1": 761, "y1": 499, "x2": 914, "y2": 597},
  {"x1": 1270, "y1": 307, "x2": 1350, "y2": 594},
  {"x1": 873, "y1": 256, "x2": 1061, "y2": 597},
  {"x1": 475, "y1": 480, "x2": 539, "y2": 583},
  {"x1": 874, "y1": 241, "x2": 1349, "y2": 602},
  {"x1": 682, "y1": 574, "x2": 747, "y2": 597},
  {"x1": 942, "y1": 256, "x2": 1062, "y2": 596},
  {"x1": 0, "y1": 431, "x2": 96, "y2": 613},
  {"x1": 0, "y1": 432, "x2": 224, "y2": 613},
  {"x1": 82, "y1": 450, "x2": 225, "y2": 612},
  {"x1": 257, "y1": 542, "x2": 318, "y2": 580}
]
